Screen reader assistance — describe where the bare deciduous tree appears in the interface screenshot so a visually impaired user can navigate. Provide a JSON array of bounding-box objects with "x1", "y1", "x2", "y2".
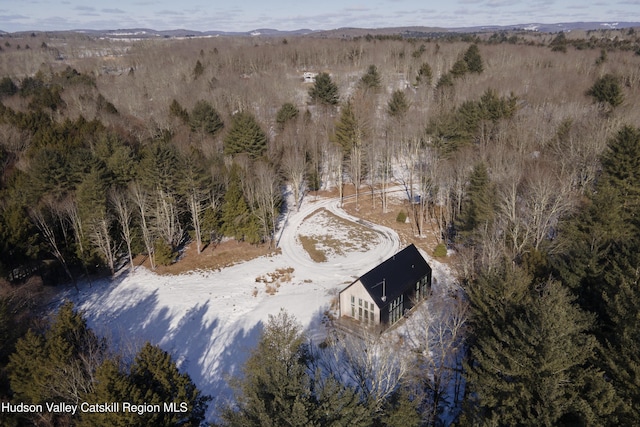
[
  {"x1": 241, "y1": 158, "x2": 281, "y2": 246},
  {"x1": 281, "y1": 142, "x2": 307, "y2": 211},
  {"x1": 88, "y1": 212, "x2": 118, "y2": 276},
  {"x1": 129, "y1": 182, "x2": 156, "y2": 269},
  {"x1": 110, "y1": 188, "x2": 135, "y2": 272},
  {"x1": 523, "y1": 164, "x2": 575, "y2": 250},
  {"x1": 153, "y1": 187, "x2": 183, "y2": 250},
  {"x1": 495, "y1": 163, "x2": 531, "y2": 256},
  {"x1": 405, "y1": 292, "x2": 469, "y2": 425},
  {"x1": 29, "y1": 201, "x2": 76, "y2": 289},
  {"x1": 319, "y1": 327, "x2": 410, "y2": 412}
]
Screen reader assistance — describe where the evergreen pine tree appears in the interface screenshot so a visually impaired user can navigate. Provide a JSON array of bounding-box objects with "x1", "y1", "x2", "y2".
[
  {"x1": 310, "y1": 375, "x2": 372, "y2": 427},
  {"x1": 464, "y1": 264, "x2": 618, "y2": 426},
  {"x1": 568, "y1": 125, "x2": 640, "y2": 422},
  {"x1": 415, "y1": 62, "x2": 433, "y2": 86},
  {"x1": 550, "y1": 32, "x2": 568, "y2": 52},
  {"x1": 553, "y1": 126, "x2": 640, "y2": 316},
  {"x1": 436, "y1": 72, "x2": 454, "y2": 89},
  {"x1": 222, "y1": 310, "x2": 314, "y2": 426},
  {"x1": 77, "y1": 359, "x2": 137, "y2": 427},
  {"x1": 80, "y1": 344, "x2": 209, "y2": 427},
  {"x1": 8, "y1": 302, "x2": 108, "y2": 425},
  {"x1": 457, "y1": 162, "x2": 495, "y2": 239},
  {"x1": 0, "y1": 76, "x2": 18, "y2": 99},
  {"x1": 7, "y1": 329, "x2": 48, "y2": 404},
  {"x1": 587, "y1": 73, "x2": 624, "y2": 108},
  {"x1": 553, "y1": 184, "x2": 630, "y2": 314},
  {"x1": 170, "y1": 99, "x2": 190, "y2": 124},
  {"x1": 220, "y1": 163, "x2": 260, "y2": 242},
  {"x1": 380, "y1": 388, "x2": 421, "y2": 427},
  {"x1": 332, "y1": 100, "x2": 362, "y2": 154},
  {"x1": 387, "y1": 90, "x2": 409, "y2": 119},
  {"x1": 76, "y1": 166, "x2": 110, "y2": 261},
  {"x1": 450, "y1": 59, "x2": 469, "y2": 79},
  {"x1": 308, "y1": 72, "x2": 339, "y2": 106},
  {"x1": 140, "y1": 139, "x2": 181, "y2": 194},
  {"x1": 223, "y1": 111, "x2": 267, "y2": 159},
  {"x1": 600, "y1": 125, "x2": 640, "y2": 220},
  {"x1": 463, "y1": 44, "x2": 484, "y2": 73},
  {"x1": 189, "y1": 100, "x2": 223, "y2": 137},
  {"x1": 127, "y1": 343, "x2": 209, "y2": 426},
  {"x1": 193, "y1": 59, "x2": 204, "y2": 80},
  {"x1": 276, "y1": 102, "x2": 299, "y2": 129},
  {"x1": 602, "y1": 277, "x2": 640, "y2": 423},
  {"x1": 359, "y1": 65, "x2": 381, "y2": 91}
]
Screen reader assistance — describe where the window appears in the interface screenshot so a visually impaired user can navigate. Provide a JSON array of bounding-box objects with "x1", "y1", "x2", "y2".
[
  {"x1": 363, "y1": 301, "x2": 373, "y2": 323},
  {"x1": 416, "y1": 275, "x2": 429, "y2": 301},
  {"x1": 352, "y1": 299, "x2": 374, "y2": 324},
  {"x1": 389, "y1": 295, "x2": 404, "y2": 325}
]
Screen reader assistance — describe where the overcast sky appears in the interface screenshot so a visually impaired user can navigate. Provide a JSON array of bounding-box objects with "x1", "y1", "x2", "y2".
[{"x1": 1, "y1": 0, "x2": 639, "y2": 33}]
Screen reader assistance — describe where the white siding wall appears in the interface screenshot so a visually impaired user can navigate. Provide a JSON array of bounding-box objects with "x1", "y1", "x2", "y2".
[{"x1": 339, "y1": 280, "x2": 380, "y2": 325}]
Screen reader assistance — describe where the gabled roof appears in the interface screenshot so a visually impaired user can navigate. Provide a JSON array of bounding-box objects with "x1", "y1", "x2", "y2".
[{"x1": 343, "y1": 244, "x2": 431, "y2": 309}]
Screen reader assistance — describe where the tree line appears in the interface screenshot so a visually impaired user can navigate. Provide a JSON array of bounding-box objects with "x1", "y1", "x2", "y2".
[{"x1": 0, "y1": 67, "x2": 289, "y2": 281}]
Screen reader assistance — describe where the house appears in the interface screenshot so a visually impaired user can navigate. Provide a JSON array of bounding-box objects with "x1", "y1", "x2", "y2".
[
  {"x1": 338, "y1": 244, "x2": 432, "y2": 329},
  {"x1": 303, "y1": 72, "x2": 318, "y2": 83}
]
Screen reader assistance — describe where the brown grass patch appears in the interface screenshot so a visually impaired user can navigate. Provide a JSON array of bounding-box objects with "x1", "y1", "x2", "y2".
[
  {"x1": 340, "y1": 186, "x2": 452, "y2": 264},
  {"x1": 265, "y1": 284, "x2": 278, "y2": 295},
  {"x1": 141, "y1": 240, "x2": 280, "y2": 275},
  {"x1": 298, "y1": 208, "x2": 380, "y2": 262},
  {"x1": 298, "y1": 235, "x2": 328, "y2": 262}
]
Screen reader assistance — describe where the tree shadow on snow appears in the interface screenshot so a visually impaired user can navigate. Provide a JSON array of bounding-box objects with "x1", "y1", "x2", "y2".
[{"x1": 77, "y1": 279, "x2": 264, "y2": 422}]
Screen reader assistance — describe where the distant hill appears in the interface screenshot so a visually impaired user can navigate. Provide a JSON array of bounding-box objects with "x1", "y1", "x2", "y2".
[
  {"x1": 60, "y1": 27, "x2": 316, "y2": 39},
  {"x1": 2, "y1": 22, "x2": 638, "y2": 39},
  {"x1": 452, "y1": 21, "x2": 640, "y2": 33}
]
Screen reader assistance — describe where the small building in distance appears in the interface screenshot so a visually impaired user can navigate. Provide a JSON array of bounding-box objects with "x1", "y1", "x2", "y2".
[
  {"x1": 338, "y1": 244, "x2": 432, "y2": 330},
  {"x1": 303, "y1": 71, "x2": 318, "y2": 83}
]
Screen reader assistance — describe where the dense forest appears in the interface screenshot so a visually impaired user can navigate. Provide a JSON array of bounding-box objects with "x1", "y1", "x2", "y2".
[{"x1": 0, "y1": 26, "x2": 639, "y2": 426}]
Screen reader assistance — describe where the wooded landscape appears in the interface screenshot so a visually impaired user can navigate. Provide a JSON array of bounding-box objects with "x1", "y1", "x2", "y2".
[{"x1": 0, "y1": 26, "x2": 639, "y2": 425}]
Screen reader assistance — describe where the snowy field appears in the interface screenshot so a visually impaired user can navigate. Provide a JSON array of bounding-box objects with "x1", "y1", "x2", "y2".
[{"x1": 64, "y1": 192, "x2": 456, "y2": 422}]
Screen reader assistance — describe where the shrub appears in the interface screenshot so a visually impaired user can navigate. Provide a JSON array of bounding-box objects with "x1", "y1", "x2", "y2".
[
  {"x1": 154, "y1": 239, "x2": 176, "y2": 266},
  {"x1": 587, "y1": 74, "x2": 624, "y2": 108},
  {"x1": 416, "y1": 62, "x2": 433, "y2": 86},
  {"x1": 433, "y1": 243, "x2": 448, "y2": 257},
  {"x1": 0, "y1": 77, "x2": 18, "y2": 99},
  {"x1": 276, "y1": 102, "x2": 299, "y2": 128},
  {"x1": 396, "y1": 210, "x2": 407, "y2": 223}
]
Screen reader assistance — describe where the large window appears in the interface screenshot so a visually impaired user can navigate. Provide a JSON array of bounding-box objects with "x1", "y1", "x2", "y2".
[
  {"x1": 351, "y1": 295, "x2": 355, "y2": 317},
  {"x1": 357, "y1": 298, "x2": 374, "y2": 323},
  {"x1": 389, "y1": 295, "x2": 403, "y2": 325},
  {"x1": 416, "y1": 275, "x2": 429, "y2": 301}
]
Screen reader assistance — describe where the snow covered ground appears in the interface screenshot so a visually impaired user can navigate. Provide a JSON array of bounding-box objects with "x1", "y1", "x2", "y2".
[{"x1": 64, "y1": 191, "x2": 456, "y2": 422}]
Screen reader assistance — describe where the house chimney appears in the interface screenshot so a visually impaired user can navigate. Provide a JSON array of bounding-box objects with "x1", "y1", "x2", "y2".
[{"x1": 381, "y1": 278, "x2": 386, "y2": 302}]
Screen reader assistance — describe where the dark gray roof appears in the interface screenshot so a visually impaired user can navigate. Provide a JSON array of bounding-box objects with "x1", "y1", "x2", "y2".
[{"x1": 351, "y1": 244, "x2": 431, "y2": 309}]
